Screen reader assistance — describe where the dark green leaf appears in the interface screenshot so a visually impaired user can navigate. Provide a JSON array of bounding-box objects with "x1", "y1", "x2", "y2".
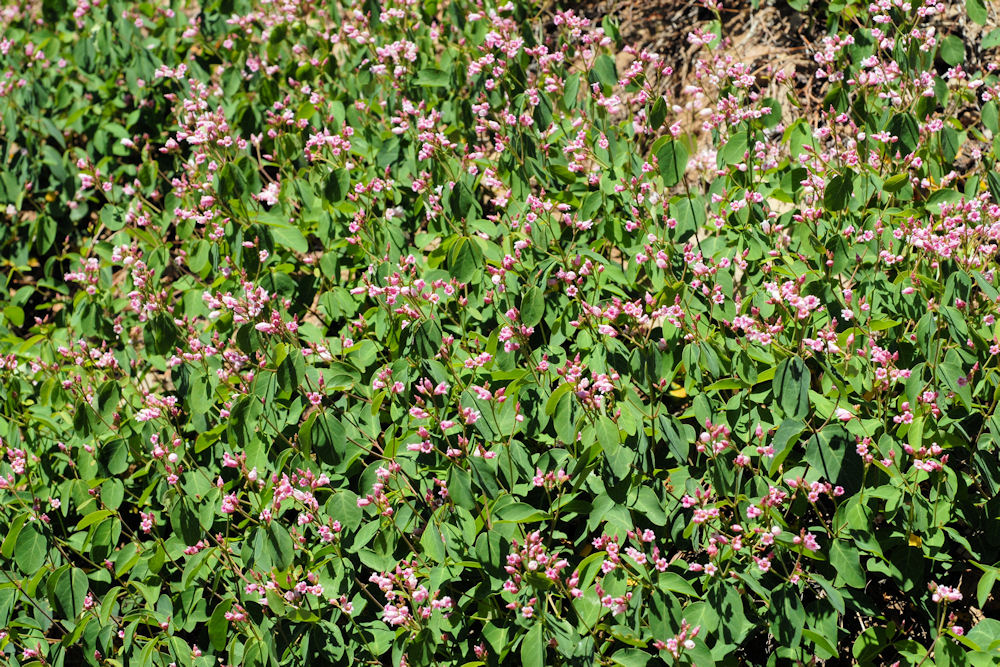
[
  {"x1": 324, "y1": 168, "x2": 351, "y2": 203},
  {"x1": 520, "y1": 286, "x2": 545, "y2": 328},
  {"x1": 888, "y1": 113, "x2": 920, "y2": 156},
  {"x1": 98, "y1": 439, "x2": 129, "y2": 476},
  {"x1": 657, "y1": 140, "x2": 689, "y2": 188},
  {"x1": 824, "y1": 171, "x2": 854, "y2": 211},
  {"x1": 590, "y1": 55, "x2": 617, "y2": 92},
  {"x1": 53, "y1": 568, "x2": 89, "y2": 619},
  {"x1": 267, "y1": 523, "x2": 295, "y2": 571},
  {"x1": 649, "y1": 97, "x2": 667, "y2": 130},
  {"x1": 597, "y1": 416, "x2": 631, "y2": 479},
  {"x1": 15, "y1": 524, "x2": 47, "y2": 573},
  {"x1": 774, "y1": 356, "x2": 810, "y2": 419},
  {"x1": 830, "y1": 540, "x2": 866, "y2": 588}
]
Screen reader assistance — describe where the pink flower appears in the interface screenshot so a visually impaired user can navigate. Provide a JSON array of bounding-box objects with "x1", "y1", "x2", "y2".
[
  {"x1": 220, "y1": 493, "x2": 239, "y2": 514},
  {"x1": 383, "y1": 604, "x2": 410, "y2": 626},
  {"x1": 255, "y1": 182, "x2": 280, "y2": 207}
]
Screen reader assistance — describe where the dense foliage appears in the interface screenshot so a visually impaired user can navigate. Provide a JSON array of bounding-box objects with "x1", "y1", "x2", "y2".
[{"x1": 3, "y1": 0, "x2": 1000, "y2": 664}]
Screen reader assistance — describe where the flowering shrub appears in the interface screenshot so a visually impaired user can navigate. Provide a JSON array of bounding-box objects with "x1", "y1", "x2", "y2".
[{"x1": 2, "y1": 0, "x2": 1000, "y2": 664}]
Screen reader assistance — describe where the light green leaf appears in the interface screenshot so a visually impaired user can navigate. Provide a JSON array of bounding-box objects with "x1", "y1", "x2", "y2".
[{"x1": 545, "y1": 383, "x2": 574, "y2": 416}]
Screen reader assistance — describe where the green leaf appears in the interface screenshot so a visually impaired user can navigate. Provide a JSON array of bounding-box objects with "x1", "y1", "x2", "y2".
[
  {"x1": 830, "y1": 540, "x2": 866, "y2": 588},
  {"x1": 770, "y1": 584, "x2": 805, "y2": 649},
  {"x1": 447, "y1": 465, "x2": 476, "y2": 511},
  {"x1": 704, "y1": 378, "x2": 745, "y2": 392},
  {"x1": 968, "y1": 0, "x2": 988, "y2": 24},
  {"x1": 649, "y1": 97, "x2": 667, "y2": 130},
  {"x1": 774, "y1": 355, "x2": 810, "y2": 419},
  {"x1": 824, "y1": 171, "x2": 854, "y2": 211},
  {"x1": 580, "y1": 191, "x2": 602, "y2": 222},
  {"x1": 941, "y1": 125, "x2": 960, "y2": 163},
  {"x1": 98, "y1": 439, "x2": 129, "y2": 476},
  {"x1": 209, "y1": 599, "x2": 234, "y2": 651},
  {"x1": 450, "y1": 182, "x2": 481, "y2": 220},
  {"x1": 15, "y1": 524, "x2": 47, "y2": 574},
  {"x1": 907, "y1": 414, "x2": 924, "y2": 452},
  {"x1": 520, "y1": 286, "x2": 544, "y2": 328},
  {"x1": 217, "y1": 161, "x2": 248, "y2": 201},
  {"x1": 545, "y1": 383, "x2": 574, "y2": 416},
  {"x1": 521, "y1": 623, "x2": 545, "y2": 667},
  {"x1": 448, "y1": 237, "x2": 482, "y2": 282},
  {"x1": 967, "y1": 618, "x2": 1000, "y2": 650},
  {"x1": 978, "y1": 570, "x2": 998, "y2": 608},
  {"x1": 4, "y1": 305, "x2": 24, "y2": 328},
  {"x1": 306, "y1": 412, "x2": 346, "y2": 463},
  {"x1": 597, "y1": 415, "x2": 631, "y2": 479},
  {"x1": 656, "y1": 140, "x2": 689, "y2": 188},
  {"x1": 144, "y1": 313, "x2": 177, "y2": 356},
  {"x1": 1, "y1": 514, "x2": 27, "y2": 558},
  {"x1": 888, "y1": 113, "x2": 920, "y2": 156},
  {"x1": 805, "y1": 425, "x2": 860, "y2": 491},
  {"x1": 414, "y1": 68, "x2": 450, "y2": 87},
  {"x1": 100, "y1": 205, "x2": 125, "y2": 231},
  {"x1": 326, "y1": 490, "x2": 363, "y2": 531},
  {"x1": 723, "y1": 130, "x2": 749, "y2": 164},
  {"x1": 974, "y1": 271, "x2": 1000, "y2": 303},
  {"x1": 940, "y1": 35, "x2": 966, "y2": 65},
  {"x1": 100, "y1": 479, "x2": 122, "y2": 514},
  {"x1": 984, "y1": 101, "x2": 1000, "y2": 135},
  {"x1": 658, "y1": 414, "x2": 691, "y2": 463},
  {"x1": 590, "y1": 55, "x2": 617, "y2": 92},
  {"x1": 927, "y1": 188, "x2": 961, "y2": 212},
  {"x1": 271, "y1": 224, "x2": 309, "y2": 254},
  {"x1": 984, "y1": 27, "x2": 1000, "y2": 49},
  {"x1": 634, "y1": 487, "x2": 666, "y2": 526},
  {"x1": 76, "y1": 509, "x2": 113, "y2": 530},
  {"x1": 267, "y1": 523, "x2": 295, "y2": 571},
  {"x1": 562, "y1": 74, "x2": 580, "y2": 109},
  {"x1": 941, "y1": 362, "x2": 973, "y2": 410},
  {"x1": 813, "y1": 574, "x2": 846, "y2": 615},
  {"x1": 376, "y1": 137, "x2": 400, "y2": 170},
  {"x1": 760, "y1": 97, "x2": 783, "y2": 128},
  {"x1": 768, "y1": 418, "x2": 806, "y2": 476},
  {"x1": 324, "y1": 168, "x2": 351, "y2": 203},
  {"x1": 53, "y1": 568, "x2": 89, "y2": 619},
  {"x1": 658, "y1": 571, "x2": 697, "y2": 597},
  {"x1": 988, "y1": 172, "x2": 1000, "y2": 207},
  {"x1": 883, "y1": 173, "x2": 908, "y2": 193},
  {"x1": 853, "y1": 624, "x2": 896, "y2": 662},
  {"x1": 495, "y1": 502, "x2": 547, "y2": 523},
  {"x1": 803, "y1": 628, "x2": 838, "y2": 658},
  {"x1": 420, "y1": 520, "x2": 447, "y2": 563},
  {"x1": 611, "y1": 648, "x2": 650, "y2": 667}
]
